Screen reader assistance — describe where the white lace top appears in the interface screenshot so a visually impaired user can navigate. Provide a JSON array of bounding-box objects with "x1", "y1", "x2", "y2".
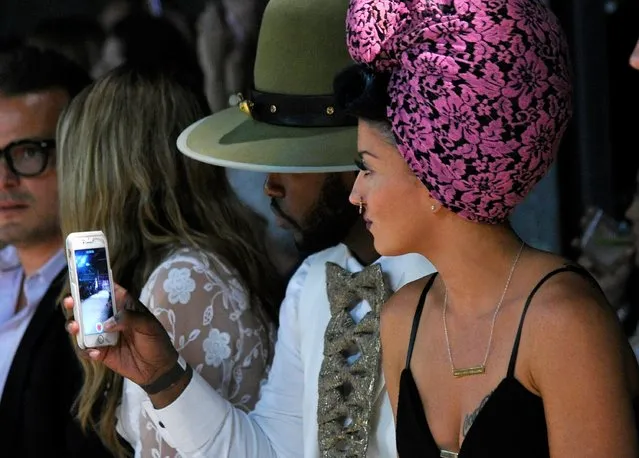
[{"x1": 116, "y1": 247, "x2": 276, "y2": 458}]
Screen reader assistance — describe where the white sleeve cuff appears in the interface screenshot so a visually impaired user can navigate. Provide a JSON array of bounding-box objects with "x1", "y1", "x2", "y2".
[
  {"x1": 115, "y1": 378, "x2": 145, "y2": 449},
  {"x1": 142, "y1": 369, "x2": 230, "y2": 454}
]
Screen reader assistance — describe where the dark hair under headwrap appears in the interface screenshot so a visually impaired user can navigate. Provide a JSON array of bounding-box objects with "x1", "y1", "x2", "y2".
[{"x1": 346, "y1": 0, "x2": 573, "y2": 223}]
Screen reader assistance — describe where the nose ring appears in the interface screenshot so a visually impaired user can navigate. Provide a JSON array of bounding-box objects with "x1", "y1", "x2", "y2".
[{"x1": 358, "y1": 199, "x2": 364, "y2": 215}]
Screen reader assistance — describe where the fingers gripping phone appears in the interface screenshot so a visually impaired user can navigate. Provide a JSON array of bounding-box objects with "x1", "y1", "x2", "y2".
[{"x1": 66, "y1": 231, "x2": 119, "y2": 349}]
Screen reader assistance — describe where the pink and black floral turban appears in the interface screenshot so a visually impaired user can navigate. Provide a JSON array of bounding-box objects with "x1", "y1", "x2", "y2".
[{"x1": 347, "y1": 0, "x2": 572, "y2": 223}]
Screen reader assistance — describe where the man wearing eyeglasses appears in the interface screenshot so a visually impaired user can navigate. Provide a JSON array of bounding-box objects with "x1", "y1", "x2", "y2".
[{"x1": 0, "y1": 46, "x2": 113, "y2": 457}]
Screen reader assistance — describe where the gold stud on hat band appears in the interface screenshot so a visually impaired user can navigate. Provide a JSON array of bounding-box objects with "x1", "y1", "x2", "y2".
[{"x1": 231, "y1": 89, "x2": 355, "y2": 127}]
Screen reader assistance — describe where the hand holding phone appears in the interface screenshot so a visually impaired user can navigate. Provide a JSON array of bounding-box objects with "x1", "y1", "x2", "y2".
[
  {"x1": 66, "y1": 231, "x2": 119, "y2": 349},
  {"x1": 63, "y1": 284, "x2": 188, "y2": 402}
]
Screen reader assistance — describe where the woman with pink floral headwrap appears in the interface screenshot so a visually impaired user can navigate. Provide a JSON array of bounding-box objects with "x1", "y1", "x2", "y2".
[{"x1": 335, "y1": 0, "x2": 639, "y2": 456}]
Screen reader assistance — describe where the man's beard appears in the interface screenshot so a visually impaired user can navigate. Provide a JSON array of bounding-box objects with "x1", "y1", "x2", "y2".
[{"x1": 271, "y1": 174, "x2": 359, "y2": 258}]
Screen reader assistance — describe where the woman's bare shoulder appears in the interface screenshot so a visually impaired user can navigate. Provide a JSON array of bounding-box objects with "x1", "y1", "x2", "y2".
[
  {"x1": 380, "y1": 274, "x2": 437, "y2": 373},
  {"x1": 522, "y1": 263, "x2": 638, "y2": 393},
  {"x1": 382, "y1": 274, "x2": 436, "y2": 328},
  {"x1": 525, "y1": 263, "x2": 615, "y2": 327}
]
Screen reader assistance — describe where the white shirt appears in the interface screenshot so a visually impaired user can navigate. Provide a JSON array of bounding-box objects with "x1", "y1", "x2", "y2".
[
  {"x1": 140, "y1": 243, "x2": 436, "y2": 457},
  {"x1": 0, "y1": 245, "x2": 66, "y2": 398}
]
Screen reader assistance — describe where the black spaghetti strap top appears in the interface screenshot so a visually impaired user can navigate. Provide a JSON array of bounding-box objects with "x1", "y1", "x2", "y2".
[{"x1": 395, "y1": 265, "x2": 639, "y2": 457}]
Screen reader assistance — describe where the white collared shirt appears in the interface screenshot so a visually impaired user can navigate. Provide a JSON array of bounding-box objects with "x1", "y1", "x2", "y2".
[
  {"x1": 0, "y1": 245, "x2": 66, "y2": 398},
  {"x1": 138, "y1": 243, "x2": 436, "y2": 457}
]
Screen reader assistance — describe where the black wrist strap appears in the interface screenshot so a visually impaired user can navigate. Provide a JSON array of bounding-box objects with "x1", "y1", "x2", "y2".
[{"x1": 140, "y1": 356, "x2": 191, "y2": 395}]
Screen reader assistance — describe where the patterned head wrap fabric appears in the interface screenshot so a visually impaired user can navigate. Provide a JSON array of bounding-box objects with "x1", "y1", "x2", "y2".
[{"x1": 346, "y1": 0, "x2": 572, "y2": 223}]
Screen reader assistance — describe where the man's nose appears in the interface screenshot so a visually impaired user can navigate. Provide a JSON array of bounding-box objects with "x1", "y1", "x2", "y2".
[{"x1": 263, "y1": 174, "x2": 285, "y2": 198}]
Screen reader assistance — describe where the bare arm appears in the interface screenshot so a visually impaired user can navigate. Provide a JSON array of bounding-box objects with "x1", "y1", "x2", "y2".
[
  {"x1": 380, "y1": 278, "x2": 428, "y2": 420},
  {"x1": 531, "y1": 278, "x2": 638, "y2": 457}
]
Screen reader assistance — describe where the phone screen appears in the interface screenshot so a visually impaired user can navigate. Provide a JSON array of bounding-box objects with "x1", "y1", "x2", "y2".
[{"x1": 74, "y1": 247, "x2": 114, "y2": 336}]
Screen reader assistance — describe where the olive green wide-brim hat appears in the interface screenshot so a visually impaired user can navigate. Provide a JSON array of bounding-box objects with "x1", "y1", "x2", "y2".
[{"x1": 177, "y1": 0, "x2": 358, "y2": 173}]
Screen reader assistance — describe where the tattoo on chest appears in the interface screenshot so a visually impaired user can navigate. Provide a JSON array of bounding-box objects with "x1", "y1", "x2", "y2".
[{"x1": 462, "y1": 391, "x2": 494, "y2": 437}]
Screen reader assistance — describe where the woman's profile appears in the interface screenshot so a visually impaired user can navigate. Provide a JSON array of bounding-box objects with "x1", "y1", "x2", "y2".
[{"x1": 337, "y1": 0, "x2": 639, "y2": 456}]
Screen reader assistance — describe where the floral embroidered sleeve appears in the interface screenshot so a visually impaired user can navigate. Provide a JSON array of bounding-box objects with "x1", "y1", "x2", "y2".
[{"x1": 136, "y1": 248, "x2": 275, "y2": 458}]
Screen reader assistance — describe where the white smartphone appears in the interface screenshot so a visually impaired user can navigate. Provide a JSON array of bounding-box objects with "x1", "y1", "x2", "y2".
[{"x1": 66, "y1": 231, "x2": 119, "y2": 349}]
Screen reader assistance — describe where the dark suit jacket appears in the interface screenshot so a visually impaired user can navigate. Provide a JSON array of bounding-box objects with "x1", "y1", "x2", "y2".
[{"x1": 0, "y1": 269, "x2": 115, "y2": 457}]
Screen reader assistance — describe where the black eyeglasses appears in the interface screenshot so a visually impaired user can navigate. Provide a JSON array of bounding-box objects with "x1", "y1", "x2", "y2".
[{"x1": 0, "y1": 139, "x2": 56, "y2": 177}]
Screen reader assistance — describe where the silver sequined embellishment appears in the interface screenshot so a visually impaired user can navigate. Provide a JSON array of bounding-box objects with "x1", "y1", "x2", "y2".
[{"x1": 317, "y1": 263, "x2": 391, "y2": 457}]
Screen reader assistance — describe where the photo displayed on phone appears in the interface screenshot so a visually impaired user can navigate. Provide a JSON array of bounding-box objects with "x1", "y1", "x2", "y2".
[{"x1": 74, "y1": 247, "x2": 114, "y2": 336}]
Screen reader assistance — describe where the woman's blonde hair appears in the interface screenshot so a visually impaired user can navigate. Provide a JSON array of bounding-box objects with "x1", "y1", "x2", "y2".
[{"x1": 57, "y1": 64, "x2": 283, "y2": 456}]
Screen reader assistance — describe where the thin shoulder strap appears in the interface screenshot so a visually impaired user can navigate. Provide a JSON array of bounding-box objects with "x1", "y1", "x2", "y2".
[
  {"x1": 507, "y1": 264, "x2": 592, "y2": 377},
  {"x1": 405, "y1": 273, "x2": 438, "y2": 370}
]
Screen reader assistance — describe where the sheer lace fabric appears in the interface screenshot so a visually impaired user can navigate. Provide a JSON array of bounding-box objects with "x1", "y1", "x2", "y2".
[{"x1": 136, "y1": 247, "x2": 275, "y2": 458}]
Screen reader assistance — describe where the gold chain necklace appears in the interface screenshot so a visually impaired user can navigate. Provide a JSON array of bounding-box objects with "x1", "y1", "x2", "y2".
[{"x1": 442, "y1": 241, "x2": 525, "y2": 378}]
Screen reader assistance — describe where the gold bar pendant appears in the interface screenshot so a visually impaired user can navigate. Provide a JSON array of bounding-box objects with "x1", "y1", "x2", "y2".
[
  {"x1": 453, "y1": 365, "x2": 486, "y2": 378},
  {"x1": 440, "y1": 450, "x2": 459, "y2": 458}
]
